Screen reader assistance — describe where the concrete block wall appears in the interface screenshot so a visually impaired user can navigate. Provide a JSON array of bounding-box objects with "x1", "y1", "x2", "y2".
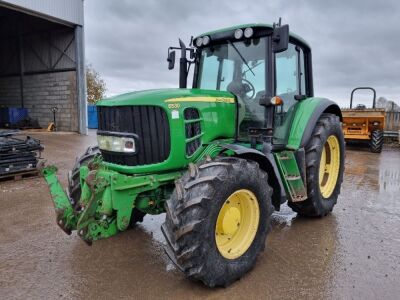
[
  {"x1": 0, "y1": 71, "x2": 79, "y2": 131},
  {"x1": 0, "y1": 76, "x2": 21, "y2": 107}
]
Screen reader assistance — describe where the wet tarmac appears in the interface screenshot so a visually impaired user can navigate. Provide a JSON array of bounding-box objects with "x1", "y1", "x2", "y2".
[{"x1": 1, "y1": 132, "x2": 399, "y2": 299}]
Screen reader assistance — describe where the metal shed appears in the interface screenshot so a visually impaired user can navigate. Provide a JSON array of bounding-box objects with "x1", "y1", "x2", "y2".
[{"x1": 0, "y1": 0, "x2": 86, "y2": 133}]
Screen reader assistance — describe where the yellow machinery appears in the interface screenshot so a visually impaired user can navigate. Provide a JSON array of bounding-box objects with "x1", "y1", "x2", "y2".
[{"x1": 342, "y1": 87, "x2": 385, "y2": 153}]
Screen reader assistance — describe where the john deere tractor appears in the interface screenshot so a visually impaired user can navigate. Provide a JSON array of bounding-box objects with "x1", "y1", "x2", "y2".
[{"x1": 42, "y1": 22, "x2": 345, "y2": 287}]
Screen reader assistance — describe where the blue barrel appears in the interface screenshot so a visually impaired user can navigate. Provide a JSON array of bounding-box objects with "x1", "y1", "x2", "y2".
[
  {"x1": 0, "y1": 108, "x2": 28, "y2": 125},
  {"x1": 87, "y1": 105, "x2": 98, "y2": 129}
]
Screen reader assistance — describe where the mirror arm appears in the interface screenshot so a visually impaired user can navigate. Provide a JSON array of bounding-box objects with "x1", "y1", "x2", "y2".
[
  {"x1": 179, "y1": 39, "x2": 188, "y2": 88},
  {"x1": 168, "y1": 40, "x2": 196, "y2": 87}
]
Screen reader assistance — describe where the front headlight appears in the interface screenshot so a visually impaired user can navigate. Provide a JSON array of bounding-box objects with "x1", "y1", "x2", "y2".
[{"x1": 97, "y1": 134, "x2": 136, "y2": 153}]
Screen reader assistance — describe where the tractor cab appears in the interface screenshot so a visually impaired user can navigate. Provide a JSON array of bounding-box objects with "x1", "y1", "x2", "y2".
[{"x1": 168, "y1": 22, "x2": 314, "y2": 146}]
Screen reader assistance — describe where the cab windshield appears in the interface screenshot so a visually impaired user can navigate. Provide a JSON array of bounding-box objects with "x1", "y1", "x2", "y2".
[{"x1": 197, "y1": 37, "x2": 267, "y2": 138}]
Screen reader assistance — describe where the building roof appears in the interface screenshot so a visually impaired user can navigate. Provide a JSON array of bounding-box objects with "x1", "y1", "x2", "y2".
[{"x1": 0, "y1": 0, "x2": 84, "y2": 26}]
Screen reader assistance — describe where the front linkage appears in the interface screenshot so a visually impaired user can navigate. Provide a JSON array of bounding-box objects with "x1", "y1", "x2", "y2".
[{"x1": 42, "y1": 158, "x2": 181, "y2": 244}]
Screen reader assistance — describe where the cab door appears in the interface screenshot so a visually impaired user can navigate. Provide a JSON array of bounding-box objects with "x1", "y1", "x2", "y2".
[{"x1": 273, "y1": 42, "x2": 308, "y2": 145}]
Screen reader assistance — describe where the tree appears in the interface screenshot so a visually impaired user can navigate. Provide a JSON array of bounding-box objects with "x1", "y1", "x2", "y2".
[{"x1": 86, "y1": 64, "x2": 106, "y2": 104}]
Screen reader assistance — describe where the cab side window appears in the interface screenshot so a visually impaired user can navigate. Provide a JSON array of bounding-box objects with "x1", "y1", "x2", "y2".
[
  {"x1": 274, "y1": 43, "x2": 307, "y2": 144},
  {"x1": 275, "y1": 43, "x2": 306, "y2": 112}
]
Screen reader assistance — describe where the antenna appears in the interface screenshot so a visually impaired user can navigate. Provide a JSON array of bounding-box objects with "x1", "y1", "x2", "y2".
[{"x1": 273, "y1": 17, "x2": 282, "y2": 28}]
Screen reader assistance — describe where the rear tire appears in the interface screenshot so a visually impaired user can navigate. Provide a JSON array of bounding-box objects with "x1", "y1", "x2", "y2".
[
  {"x1": 288, "y1": 113, "x2": 345, "y2": 217},
  {"x1": 370, "y1": 130, "x2": 383, "y2": 153},
  {"x1": 162, "y1": 157, "x2": 273, "y2": 287}
]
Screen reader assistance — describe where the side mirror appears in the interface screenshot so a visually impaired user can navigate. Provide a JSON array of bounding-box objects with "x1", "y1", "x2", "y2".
[
  {"x1": 272, "y1": 24, "x2": 289, "y2": 53},
  {"x1": 167, "y1": 50, "x2": 176, "y2": 70},
  {"x1": 189, "y1": 49, "x2": 195, "y2": 59}
]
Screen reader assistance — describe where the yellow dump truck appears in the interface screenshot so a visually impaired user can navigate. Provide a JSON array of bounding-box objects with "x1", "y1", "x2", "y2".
[{"x1": 342, "y1": 87, "x2": 385, "y2": 153}]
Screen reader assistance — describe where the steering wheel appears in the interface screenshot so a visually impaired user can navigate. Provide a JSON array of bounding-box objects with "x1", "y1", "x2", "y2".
[{"x1": 241, "y1": 79, "x2": 256, "y2": 100}]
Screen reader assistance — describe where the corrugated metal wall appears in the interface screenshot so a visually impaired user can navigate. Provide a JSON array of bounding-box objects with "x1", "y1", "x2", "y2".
[
  {"x1": 25, "y1": 30, "x2": 76, "y2": 73},
  {"x1": 0, "y1": 8, "x2": 76, "y2": 77},
  {"x1": 386, "y1": 112, "x2": 400, "y2": 131},
  {"x1": 0, "y1": 0, "x2": 83, "y2": 25}
]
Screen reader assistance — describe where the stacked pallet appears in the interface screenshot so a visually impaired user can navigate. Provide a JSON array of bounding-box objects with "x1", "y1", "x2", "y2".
[{"x1": 0, "y1": 130, "x2": 43, "y2": 180}]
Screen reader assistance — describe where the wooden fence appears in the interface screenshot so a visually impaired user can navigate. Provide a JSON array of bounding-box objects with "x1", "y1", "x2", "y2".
[{"x1": 386, "y1": 111, "x2": 400, "y2": 131}]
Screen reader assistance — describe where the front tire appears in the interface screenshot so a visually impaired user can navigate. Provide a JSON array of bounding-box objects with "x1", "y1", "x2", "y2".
[
  {"x1": 288, "y1": 113, "x2": 345, "y2": 217},
  {"x1": 162, "y1": 157, "x2": 273, "y2": 287},
  {"x1": 67, "y1": 146, "x2": 100, "y2": 208}
]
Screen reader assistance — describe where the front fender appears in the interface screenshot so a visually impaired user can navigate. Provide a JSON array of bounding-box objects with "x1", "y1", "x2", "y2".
[
  {"x1": 287, "y1": 97, "x2": 342, "y2": 149},
  {"x1": 221, "y1": 143, "x2": 286, "y2": 210}
]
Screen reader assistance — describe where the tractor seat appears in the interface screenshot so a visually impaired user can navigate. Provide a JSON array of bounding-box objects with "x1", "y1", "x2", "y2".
[
  {"x1": 355, "y1": 104, "x2": 367, "y2": 110},
  {"x1": 227, "y1": 81, "x2": 247, "y2": 99}
]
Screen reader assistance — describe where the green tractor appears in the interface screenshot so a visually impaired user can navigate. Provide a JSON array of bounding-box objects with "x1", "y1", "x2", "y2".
[{"x1": 42, "y1": 22, "x2": 345, "y2": 287}]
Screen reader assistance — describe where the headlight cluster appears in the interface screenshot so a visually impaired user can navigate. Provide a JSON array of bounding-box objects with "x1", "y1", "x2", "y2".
[
  {"x1": 234, "y1": 27, "x2": 254, "y2": 40},
  {"x1": 97, "y1": 134, "x2": 136, "y2": 153},
  {"x1": 196, "y1": 35, "x2": 210, "y2": 47},
  {"x1": 195, "y1": 27, "x2": 254, "y2": 47}
]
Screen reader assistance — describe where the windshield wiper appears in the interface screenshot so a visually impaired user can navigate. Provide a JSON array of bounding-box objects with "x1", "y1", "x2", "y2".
[
  {"x1": 243, "y1": 61, "x2": 262, "y2": 76},
  {"x1": 228, "y1": 40, "x2": 255, "y2": 76}
]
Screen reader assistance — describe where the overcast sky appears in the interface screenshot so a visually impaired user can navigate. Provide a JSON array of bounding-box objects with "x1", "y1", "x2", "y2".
[{"x1": 84, "y1": 0, "x2": 400, "y2": 107}]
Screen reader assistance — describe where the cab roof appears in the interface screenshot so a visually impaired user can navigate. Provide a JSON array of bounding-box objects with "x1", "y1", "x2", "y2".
[{"x1": 196, "y1": 23, "x2": 310, "y2": 49}]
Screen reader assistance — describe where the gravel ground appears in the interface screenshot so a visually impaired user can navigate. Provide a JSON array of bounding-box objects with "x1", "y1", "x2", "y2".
[{"x1": 1, "y1": 131, "x2": 399, "y2": 299}]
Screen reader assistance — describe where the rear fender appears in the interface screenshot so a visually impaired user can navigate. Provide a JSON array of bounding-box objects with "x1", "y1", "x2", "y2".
[
  {"x1": 287, "y1": 98, "x2": 342, "y2": 149},
  {"x1": 221, "y1": 144, "x2": 286, "y2": 210}
]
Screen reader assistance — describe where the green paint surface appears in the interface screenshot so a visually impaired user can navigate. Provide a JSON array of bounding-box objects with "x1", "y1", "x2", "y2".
[
  {"x1": 97, "y1": 88, "x2": 236, "y2": 174},
  {"x1": 286, "y1": 97, "x2": 329, "y2": 149}
]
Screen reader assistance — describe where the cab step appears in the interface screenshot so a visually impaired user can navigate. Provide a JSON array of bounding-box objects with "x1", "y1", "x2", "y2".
[{"x1": 274, "y1": 151, "x2": 307, "y2": 202}]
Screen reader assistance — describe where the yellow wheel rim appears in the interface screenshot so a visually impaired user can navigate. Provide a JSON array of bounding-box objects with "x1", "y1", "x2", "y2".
[
  {"x1": 215, "y1": 189, "x2": 260, "y2": 259},
  {"x1": 319, "y1": 135, "x2": 340, "y2": 198}
]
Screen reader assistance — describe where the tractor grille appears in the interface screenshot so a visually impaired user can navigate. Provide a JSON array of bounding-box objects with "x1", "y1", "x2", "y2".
[
  {"x1": 97, "y1": 106, "x2": 170, "y2": 166},
  {"x1": 184, "y1": 108, "x2": 202, "y2": 156}
]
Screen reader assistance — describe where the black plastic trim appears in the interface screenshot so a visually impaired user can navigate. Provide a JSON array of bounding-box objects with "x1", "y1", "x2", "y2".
[{"x1": 97, "y1": 106, "x2": 170, "y2": 166}]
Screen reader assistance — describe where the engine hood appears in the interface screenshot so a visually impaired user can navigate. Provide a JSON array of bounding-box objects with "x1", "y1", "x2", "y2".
[{"x1": 96, "y1": 88, "x2": 235, "y2": 107}]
